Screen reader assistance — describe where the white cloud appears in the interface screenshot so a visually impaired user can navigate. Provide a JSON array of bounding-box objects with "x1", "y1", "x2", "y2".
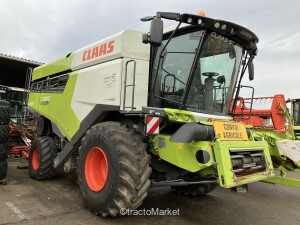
[{"x1": 0, "y1": 0, "x2": 299, "y2": 99}]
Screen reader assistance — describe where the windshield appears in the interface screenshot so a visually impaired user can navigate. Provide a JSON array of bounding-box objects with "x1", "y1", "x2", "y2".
[{"x1": 152, "y1": 30, "x2": 243, "y2": 115}]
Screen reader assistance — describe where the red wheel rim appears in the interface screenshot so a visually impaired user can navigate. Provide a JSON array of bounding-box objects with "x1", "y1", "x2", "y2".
[
  {"x1": 85, "y1": 147, "x2": 108, "y2": 192},
  {"x1": 32, "y1": 148, "x2": 40, "y2": 170}
]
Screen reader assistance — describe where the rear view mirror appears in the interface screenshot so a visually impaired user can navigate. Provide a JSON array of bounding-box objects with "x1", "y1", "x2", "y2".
[
  {"x1": 142, "y1": 18, "x2": 163, "y2": 46},
  {"x1": 248, "y1": 61, "x2": 254, "y2": 81}
]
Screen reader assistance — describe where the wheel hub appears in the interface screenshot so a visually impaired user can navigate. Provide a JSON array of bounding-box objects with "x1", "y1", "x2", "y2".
[
  {"x1": 32, "y1": 148, "x2": 40, "y2": 170},
  {"x1": 85, "y1": 147, "x2": 108, "y2": 192}
]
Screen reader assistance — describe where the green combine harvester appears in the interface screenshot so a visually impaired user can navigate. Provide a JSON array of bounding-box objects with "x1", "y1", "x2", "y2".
[{"x1": 26, "y1": 12, "x2": 299, "y2": 217}]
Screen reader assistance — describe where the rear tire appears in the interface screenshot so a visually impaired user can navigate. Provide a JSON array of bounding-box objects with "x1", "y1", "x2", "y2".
[
  {"x1": 77, "y1": 122, "x2": 151, "y2": 217},
  {"x1": 0, "y1": 143, "x2": 9, "y2": 161},
  {"x1": 0, "y1": 100, "x2": 10, "y2": 125},
  {"x1": 0, "y1": 160, "x2": 7, "y2": 180},
  {"x1": 0, "y1": 125, "x2": 10, "y2": 143},
  {"x1": 0, "y1": 100, "x2": 10, "y2": 181},
  {"x1": 28, "y1": 136, "x2": 57, "y2": 180}
]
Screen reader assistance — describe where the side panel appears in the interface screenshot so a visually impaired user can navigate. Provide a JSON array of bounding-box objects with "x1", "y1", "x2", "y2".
[
  {"x1": 28, "y1": 72, "x2": 80, "y2": 140},
  {"x1": 120, "y1": 58, "x2": 149, "y2": 111},
  {"x1": 152, "y1": 134, "x2": 274, "y2": 188},
  {"x1": 32, "y1": 54, "x2": 74, "y2": 81},
  {"x1": 71, "y1": 59, "x2": 123, "y2": 122},
  {"x1": 152, "y1": 135, "x2": 215, "y2": 172}
]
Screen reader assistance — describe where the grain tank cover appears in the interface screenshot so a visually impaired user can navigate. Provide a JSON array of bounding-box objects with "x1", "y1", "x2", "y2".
[
  {"x1": 71, "y1": 29, "x2": 150, "y2": 71},
  {"x1": 32, "y1": 29, "x2": 149, "y2": 81}
]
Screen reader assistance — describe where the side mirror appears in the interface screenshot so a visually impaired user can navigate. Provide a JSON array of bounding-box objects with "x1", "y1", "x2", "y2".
[
  {"x1": 142, "y1": 18, "x2": 163, "y2": 46},
  {"x1": 248, "y1": 61, "x2": 254, "y2": 81}
]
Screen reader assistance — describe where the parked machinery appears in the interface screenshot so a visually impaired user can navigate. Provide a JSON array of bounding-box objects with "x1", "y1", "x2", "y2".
[
  {"x1": 27, "y1": 12, "x2": 279, "y2": 216},
  {"x1": 0, "y1": 86, "x2": 11, "y2": 181}
]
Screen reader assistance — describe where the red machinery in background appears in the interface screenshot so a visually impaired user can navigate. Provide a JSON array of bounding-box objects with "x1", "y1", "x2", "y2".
[
  {"x1": 231, "y1": 94, "x2": 288, "y2": 133},
  {"x1": 8, "y1": 121, "x2": 36, "y2": 159}
]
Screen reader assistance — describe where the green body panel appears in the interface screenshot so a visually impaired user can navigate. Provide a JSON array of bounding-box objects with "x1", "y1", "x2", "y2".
[
  {"x1": 213, "y1": 140, "x2": 274, "y2": 188},
  {"x1": 152, "y1": 133, "x2": 274, "y2": 188},
  {"x1": 262, "y1": 166, "x2": 300, "y2": 188},
  {"x1": 251, "y1": 129, "x2": 288, "y2": 157},
  {"x1": 294, "y1": 126, "x2": 300, "y2": 140},
  {"x1": 164, "y1": 108, "x2": 196, "y2": 123},
  {"x1": 28, "y1": 72, "x2": 80, "y2": 140},
  {"x1": 32, "y1": 53, "x2": 74, "y2": 81},
  {"x1": 263, "y1": 176, "x2": 300, "y2": 188},
  {"x1": 251, "y1": 128, "x2": 300, "y2": 170},
  {"x1": 152, "y1": 135, "x2": 215, "y2": 172}
]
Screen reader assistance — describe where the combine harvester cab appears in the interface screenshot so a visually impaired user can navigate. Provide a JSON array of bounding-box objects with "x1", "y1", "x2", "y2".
[
  {"x1": 287, "y1": 98, "x2": 300, "y2": 139},
  {"x1": 232, "y1": 94, "x2": 300, "y2": 187},
  {"x1": 27, "y1": 12, "x2": 279, "y2": 217}
]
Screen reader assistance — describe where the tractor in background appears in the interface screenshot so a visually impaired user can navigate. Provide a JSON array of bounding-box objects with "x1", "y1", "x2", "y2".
[
  {"x1": 0, "y1": 85, "x2": 36, "y2": 160},
  {"x1": 287, "y1": 98, "x2": 300, "y2": 139}
]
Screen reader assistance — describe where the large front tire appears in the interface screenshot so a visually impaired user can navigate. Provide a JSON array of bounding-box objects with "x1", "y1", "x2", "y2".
[
  {"x1": 0, "y1": 143, "x2": 8, "y2": 162},
  {"x1": 28, "y1": 137, "x2": 57, "y2": 180},
  {"x1": 0, "y1": 100, "x2": 10, "y2": 125},
  {"x1": 77, "y1": 122, "x2": 151, "y2": 217},
  {"x1": 0, "y1": 125, "x2": 10, "y2": 144},
  {"x1": 0, "y1": 160, "x2": 7, "y2": 180}
]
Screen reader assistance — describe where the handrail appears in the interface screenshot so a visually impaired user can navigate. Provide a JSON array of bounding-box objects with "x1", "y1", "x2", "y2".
[{"x1": 123, "y1": 60, "x2": 136, "y2": 111}]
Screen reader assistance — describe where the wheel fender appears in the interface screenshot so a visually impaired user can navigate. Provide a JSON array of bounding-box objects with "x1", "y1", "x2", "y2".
[{"x1": 36, "y1": 116, "x2": 45, "y2": 136}]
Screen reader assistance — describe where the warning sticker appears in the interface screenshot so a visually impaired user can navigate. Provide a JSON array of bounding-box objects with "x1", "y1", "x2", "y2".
[
  {"x1": 213, "y1": 121, "x2": 248, "y2": 141},
  {"x1": 146, "y1": 116, "x2": 160, "y2": 134}
]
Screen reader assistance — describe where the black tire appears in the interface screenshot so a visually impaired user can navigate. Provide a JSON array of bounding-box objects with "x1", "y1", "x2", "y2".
[
  {"x1": 172, "y1": 182, "x2": 218, "y2": 196},
  {"x1": 28, "y1": 136, "x2": 57, "y2": 180},
  {"x1": 0, "y1": 160, "x2": 8, "y2": 180},
  {"x1": 0, "y1": 100, "x2": 10, "y2": 125},
  {"x1": 0, "y1": 143, "x2": 9, "y2": 162},
  {"x1": 0, "y1": 125, "x2": 10, "y2": 144},
  {"x1": 77, "y1": 122, "x2": 151, "y2": 217}
]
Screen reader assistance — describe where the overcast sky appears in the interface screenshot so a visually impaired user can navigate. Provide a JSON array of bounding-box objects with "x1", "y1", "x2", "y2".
[{"x1": 0, "y1": 0, "x2": 299, "y2": 99}]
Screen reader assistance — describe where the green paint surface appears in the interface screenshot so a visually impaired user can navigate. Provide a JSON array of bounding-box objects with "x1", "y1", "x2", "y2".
[
  {"x1": 32, "y1": 53, "x2": 74, "y2": 81},
  {"x1": 28, "y1": 72, "x2": 80, "y2": 140},
  {"x1": 164, "y1": 108, "x2": 196, "y2": 123},
  {"x1": 152, "y1": 132, "x2": 274, "y2": 188},
  {"x1": 213, "y1": 139, "x2": 274, "y2": 188}
]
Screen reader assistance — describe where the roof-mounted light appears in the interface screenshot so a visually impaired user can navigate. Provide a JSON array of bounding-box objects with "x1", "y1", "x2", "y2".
[
  {"x1": 214, "y1": 22, "x2": 220, "y2": 28},
  {"x1": 198, "y1": 11, "x2": 206, "y2": 17}
]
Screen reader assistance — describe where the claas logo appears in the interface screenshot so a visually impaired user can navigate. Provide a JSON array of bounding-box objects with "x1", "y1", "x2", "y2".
[{"x1": 82, "y1": 40, "x2": 115, "y2": 62}]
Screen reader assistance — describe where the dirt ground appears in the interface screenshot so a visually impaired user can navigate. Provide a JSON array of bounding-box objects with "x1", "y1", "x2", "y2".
[{"x1": 0, "y1": 158, "x2": 300, "y2": 225}]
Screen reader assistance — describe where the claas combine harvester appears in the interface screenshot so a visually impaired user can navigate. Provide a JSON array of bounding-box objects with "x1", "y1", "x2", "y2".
[{"x1": 26, "y1": 12, "x2": 300, "y2": 217}]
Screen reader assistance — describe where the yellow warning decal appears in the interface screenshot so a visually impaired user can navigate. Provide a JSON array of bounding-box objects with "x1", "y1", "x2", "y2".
[{"x1": 213, "y1": 121, "x2": 248, "y2": 141}]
